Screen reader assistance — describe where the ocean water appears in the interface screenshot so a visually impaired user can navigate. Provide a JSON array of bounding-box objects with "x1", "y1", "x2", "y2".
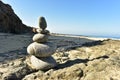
[
  {"x1": 80, "y1": 34, "x2": 120, "y2": 40},
  {"x1": 67, "y1": 34, "x2": 120, "y2": 40},
  {"x1": 55, "y1": 33, "x2": 120, "y2": 40}
]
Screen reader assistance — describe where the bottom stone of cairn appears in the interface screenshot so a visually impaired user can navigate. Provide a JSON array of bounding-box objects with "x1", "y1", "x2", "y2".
[{"x1": 27, "y1": 55, "x2": 57, "y2": 70}]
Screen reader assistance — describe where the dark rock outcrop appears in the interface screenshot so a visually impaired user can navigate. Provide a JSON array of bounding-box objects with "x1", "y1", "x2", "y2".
[{"x1": 0, "y1": 1, "x2": 34, "y2": 33}]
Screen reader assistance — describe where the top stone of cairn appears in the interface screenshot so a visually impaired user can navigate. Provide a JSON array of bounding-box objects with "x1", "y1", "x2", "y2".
[{"x1": 39, "y1": 17, "x2": 47, "y2": 30}]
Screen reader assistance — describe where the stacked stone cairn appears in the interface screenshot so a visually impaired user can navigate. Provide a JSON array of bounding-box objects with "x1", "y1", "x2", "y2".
[{"x1": 27, "y1": 17, "x2": 57, "y2": 70}]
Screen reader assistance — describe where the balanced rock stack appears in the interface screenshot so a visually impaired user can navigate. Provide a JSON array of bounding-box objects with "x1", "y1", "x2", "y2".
[{"x1": 27, "y1": 17, "x2": 57, "y2": 70}]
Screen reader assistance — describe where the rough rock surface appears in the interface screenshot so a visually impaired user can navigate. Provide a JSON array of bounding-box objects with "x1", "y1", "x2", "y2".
[
  {"x1": 0, "y1": 33, "x2": 120, "y2": 80},
  {"x1": 0, "y1": 1, "x2": 34, "y2": 33},
  {"x1": 24, "y1": 39, "x2": 120, "y2": 80},
  {"x1": 0, "y1": 56, "x2": 33, "y2": 80}
]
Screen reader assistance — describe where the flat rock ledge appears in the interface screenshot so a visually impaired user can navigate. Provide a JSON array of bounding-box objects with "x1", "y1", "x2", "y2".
[{"x1": 0, "y1": 39, "x2": 120, "y2": 80}]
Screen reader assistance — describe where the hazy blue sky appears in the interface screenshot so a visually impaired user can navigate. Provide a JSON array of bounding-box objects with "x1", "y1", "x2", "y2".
[{"x1": 3, "y1": 0, "x2": 120, "y2": 36}]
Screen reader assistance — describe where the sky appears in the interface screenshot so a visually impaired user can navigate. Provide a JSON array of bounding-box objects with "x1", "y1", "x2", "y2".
[{"x1": 2, "y1": 0, "x2": 120, "y2": 37}]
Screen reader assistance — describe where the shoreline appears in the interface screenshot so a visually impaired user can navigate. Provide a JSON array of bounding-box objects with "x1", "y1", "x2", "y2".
[{"x1": 51, "y1": 33, "x2": 120, "y2": 41}]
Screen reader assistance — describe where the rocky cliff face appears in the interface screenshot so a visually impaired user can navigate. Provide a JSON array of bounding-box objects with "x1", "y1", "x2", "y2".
[{"x1": 0, "y1": 1, "x2": 34, "y2": 33}]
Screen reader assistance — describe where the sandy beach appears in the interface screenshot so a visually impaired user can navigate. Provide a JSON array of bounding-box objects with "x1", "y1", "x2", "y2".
[{"x1": 0, "y1": 33, "x2": 108, "y2": 54}]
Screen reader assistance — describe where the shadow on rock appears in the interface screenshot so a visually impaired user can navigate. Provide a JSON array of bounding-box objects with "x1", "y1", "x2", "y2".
[
  {"x1": 54, "y1": 55, "x2": 109, "y2": 70},
  {"x1": 81, "y1": 39, "x2": 111, "y2": 47},
  {"x1": 54, "y1": 59, "x2": 89, "y2": 70},
  {"x1": 82, "y1": 40, "x2": 103, "y2": 47}
]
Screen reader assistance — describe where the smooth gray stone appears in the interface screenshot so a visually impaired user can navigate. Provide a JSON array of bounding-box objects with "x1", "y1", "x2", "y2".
[
  {"x1": 27, "y1": 42, "x2": 56, "y2": 57},
  {"x1": 29, "y1": 55, "x2": 57, "y2": 70},
  {"x1": 33, "y1": 33, "x2": 48, "y2": 43}
]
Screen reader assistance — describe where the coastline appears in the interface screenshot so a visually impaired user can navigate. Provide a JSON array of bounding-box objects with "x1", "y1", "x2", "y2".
[{"x1": 51, "y1": 33, "x2": 120, "y2": 41}]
